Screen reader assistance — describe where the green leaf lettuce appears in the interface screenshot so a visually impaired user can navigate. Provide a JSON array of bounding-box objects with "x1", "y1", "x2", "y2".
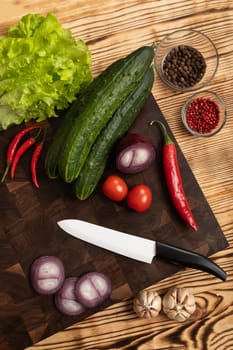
[{"x1": 0, "y1": 13, "x2": 93, "y2": 130}]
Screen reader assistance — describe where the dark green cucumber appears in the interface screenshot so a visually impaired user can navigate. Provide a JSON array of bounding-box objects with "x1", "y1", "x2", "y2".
[
  {"x1": 44, "y1": 59, "x2": 125, "y2": 179},
  {"x1": 44, "y1": 102, "x2": 83, "y2": 179},
  {"x1": 58, "y1": 46, "x2": 154, "y2": 183},
  {"x1": 74, "y1": 66, "x2": 154, "y2": 200}
]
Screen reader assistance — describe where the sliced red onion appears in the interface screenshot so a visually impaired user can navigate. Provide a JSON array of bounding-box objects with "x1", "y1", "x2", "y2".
[
  {"x1": 54, "y1": 277, "x2": 86, "y2": 316},
  {"x1": 75, "y1": 272, "x2": 112, "y2": 308},
  {"x1": 30, "y1": 256, "x2": 65, "y2": 295},
  {"x1": 116, "y1": 133, "x2": 156, "y2": 174}
]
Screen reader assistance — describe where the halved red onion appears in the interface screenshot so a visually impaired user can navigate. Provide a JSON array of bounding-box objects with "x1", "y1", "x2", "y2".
[
  {"x1": 30, "y1": 256, "x2": 65, "y2": 295},
  {"x1": 54, "y1": 277, "x2": 86, "y2": 316},
  {"x1": 75, "y1": 272, "x2": 112, "y2": 308},
  {"x1": 116, "y1": 133, "x2": 156, "y2": 174}
]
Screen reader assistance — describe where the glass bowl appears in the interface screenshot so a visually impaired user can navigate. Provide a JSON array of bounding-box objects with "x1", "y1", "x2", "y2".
[
  {"x1": 181, "y1": 90, "x2": 226, "y2": 137},
  {"x1": 154, "y1": 29, "x2": 219, "y2": 92}
]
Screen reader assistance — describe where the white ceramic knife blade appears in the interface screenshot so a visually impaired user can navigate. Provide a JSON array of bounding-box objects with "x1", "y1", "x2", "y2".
[
  {"x1": 57, "y1": 219, "x2": 227, "y2": 281},
  {"x1": 58, "y1": 219, "x2": 156, "y2": 263}
]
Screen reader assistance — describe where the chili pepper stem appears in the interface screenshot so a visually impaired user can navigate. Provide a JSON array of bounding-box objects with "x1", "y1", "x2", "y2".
[
  {"x1": 1, "y1": 162, "x2": 11, "y2": 183},
  {"x1": 149, "y1": 120, "x2": 173, "y2": 144}
]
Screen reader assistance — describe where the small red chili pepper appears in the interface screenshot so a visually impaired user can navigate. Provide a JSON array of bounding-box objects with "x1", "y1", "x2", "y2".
[
  {"x1": 1, "y1": 125, "x2": 41, "y2": 183},
  {"x1": 150, "y1": 120, "x2": 197, "y2": 231},
  {"x1": 10, "y1": 129, "x2": 41, "y2": 180},
  {"x1": 30, "y1": 141, "x2": 44, "y2": 188}
]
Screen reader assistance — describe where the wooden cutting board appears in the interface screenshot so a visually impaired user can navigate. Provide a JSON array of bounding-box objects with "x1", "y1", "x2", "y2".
[{"x1": 0, "y1": 94, "x2": 228, "y2": 349}]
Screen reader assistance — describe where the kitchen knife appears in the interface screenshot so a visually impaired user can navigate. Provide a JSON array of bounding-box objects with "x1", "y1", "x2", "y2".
[{"x1": 57, "y1": 219, "x2": 227, "y2": 281}]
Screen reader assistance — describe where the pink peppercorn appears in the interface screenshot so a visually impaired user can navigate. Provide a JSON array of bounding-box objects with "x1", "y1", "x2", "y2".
[{"x1": 186, "y1": 97, "x2": 220, "y2": 134}]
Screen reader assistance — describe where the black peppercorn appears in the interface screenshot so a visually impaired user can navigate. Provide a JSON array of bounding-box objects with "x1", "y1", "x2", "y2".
[{"x1": 162, "y1": 45, "x2": 206, "y2": 89}]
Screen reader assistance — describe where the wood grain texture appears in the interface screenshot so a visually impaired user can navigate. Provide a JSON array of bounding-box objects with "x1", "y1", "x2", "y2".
[
  {"x1": 0, "y1": 95, "x2": 227, "y2": 349},
  {"x1": 0, "y1": 1, "x2": 233, "y2": 349}
]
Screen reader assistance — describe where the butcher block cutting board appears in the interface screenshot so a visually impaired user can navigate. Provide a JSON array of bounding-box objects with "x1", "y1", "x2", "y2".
[{"x1": 0, "y1": 94, "x2": 228, "y2": 349}]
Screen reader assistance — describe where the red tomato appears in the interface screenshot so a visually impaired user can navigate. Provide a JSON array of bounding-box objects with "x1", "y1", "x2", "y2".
[
  {"x1": 102, "y1": 175, "x2": 128, "y2": 201},
  {"x1": 127, "y1": 184, "x2": 152, "y2": 212}
]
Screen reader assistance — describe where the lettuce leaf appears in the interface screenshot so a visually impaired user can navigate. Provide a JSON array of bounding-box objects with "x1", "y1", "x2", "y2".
[{"x1": 0, "y1": 13, "x2": 93, "y2": 130}]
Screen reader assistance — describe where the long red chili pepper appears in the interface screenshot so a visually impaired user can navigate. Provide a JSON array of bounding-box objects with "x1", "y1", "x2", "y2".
[
  {"x1": 1, "y1": 125, "x2": 41, "y2": 182},
  {"x1": 30, "y1": 141, "x2": 44, "y2": 188},
  {"x1": 10, "y1": 130, "x2": 41, "y2": 180},
  {"x1": 150, "y1": 120, "x2": 197, "y2": 231}
]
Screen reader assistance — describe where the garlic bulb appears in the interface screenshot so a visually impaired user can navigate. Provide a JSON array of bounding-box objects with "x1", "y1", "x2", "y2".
[
  {"x1": 162, "y1": 286, "x2": 196, "y2": 322},
  {"x1": 133, "y1": 290, "x2": 162, "y2": 318}
]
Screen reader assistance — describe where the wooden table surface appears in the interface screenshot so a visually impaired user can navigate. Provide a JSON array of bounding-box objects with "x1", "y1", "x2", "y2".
[{"x1": 1, "y1": 1, "x2": 233, "y2": 349}]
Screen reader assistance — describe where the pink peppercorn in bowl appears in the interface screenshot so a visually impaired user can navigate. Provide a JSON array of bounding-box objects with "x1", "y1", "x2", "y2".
[{"x1": 181, "y1": 90, "x2": 227, "y2": 137}]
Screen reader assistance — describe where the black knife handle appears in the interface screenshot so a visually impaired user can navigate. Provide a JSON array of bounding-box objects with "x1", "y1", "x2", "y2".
[{"x1": 156, "y1": 241, "x2": 227, "y2": 281}]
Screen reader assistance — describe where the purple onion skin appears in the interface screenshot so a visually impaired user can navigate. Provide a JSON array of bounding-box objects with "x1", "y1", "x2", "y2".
[
  {"x1": 54, "y1": 277, "x2": 86, "y2": 316},
  {"x1": 75, "y1": 272, "x2": 112, "y2": 308},
  {"x1": 30, "y1": 256, "x2": 65, "y2": 295},
  {"x1": 116, "y1": 133, "x2": 156, "y2": 174}
]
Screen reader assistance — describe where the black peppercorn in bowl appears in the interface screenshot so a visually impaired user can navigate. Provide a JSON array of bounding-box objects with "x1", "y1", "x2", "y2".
[
  {"x1": 181, "y1": 90, "x2": 226, "y2": 137},
  {"x1": 154, "y1": 29, "x2": 219, "y2": 92}
]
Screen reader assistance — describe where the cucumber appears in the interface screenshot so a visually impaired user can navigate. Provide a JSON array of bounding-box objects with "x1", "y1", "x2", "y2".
[
  {"x1": 44, "y1": 102, "x2": 82, "y2": 179},
  {"x1": 74, "y1": 66, "x2": 154, "y2": 200},
  {"x1": 44, "y1": 59, "x2": 125, "y2": 179},
  {"x1": 58, "y1": 46, "x2": 154, "y2": 183}
]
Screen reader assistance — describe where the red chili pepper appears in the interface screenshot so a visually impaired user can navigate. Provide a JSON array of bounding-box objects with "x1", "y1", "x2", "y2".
[
  {"x1": 30, "y1": 141, "x2": 44, "y2": 188},
  {"x1": 1, "y1": 125, "x2": 41, "y2": 182},
  {"x1": 150, "y1": 120, "x2": 197, "y2": 231},
  {"x1": 10, "y1": 135, "x2": 39, "y2": 180}
]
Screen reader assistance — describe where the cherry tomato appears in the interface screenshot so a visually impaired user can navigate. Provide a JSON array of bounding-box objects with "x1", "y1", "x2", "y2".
[
  {"x1": 102, "y1": 175, "x2": 128, "y2": 201},
  {"x1": 127, "y1": 184, "x2": 152, "y2": 212}
]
